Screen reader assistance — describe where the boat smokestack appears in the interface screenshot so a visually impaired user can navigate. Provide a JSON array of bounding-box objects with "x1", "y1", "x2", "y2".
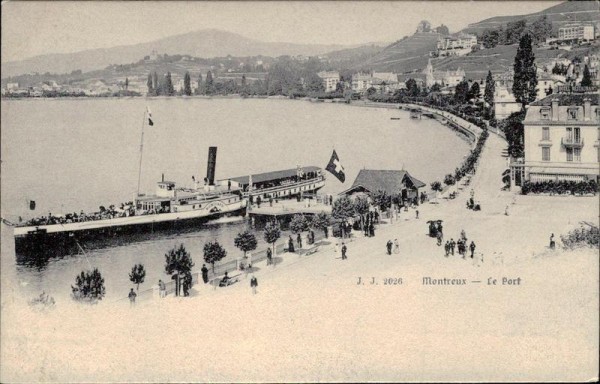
[{"x1": 206, "y1": 146, "x2": 217, "y2": 186}]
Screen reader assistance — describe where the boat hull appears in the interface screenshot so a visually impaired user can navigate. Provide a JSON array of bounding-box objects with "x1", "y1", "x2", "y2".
[{"x1": 14, "y1": 201, "x2": 246, "y2": 257}]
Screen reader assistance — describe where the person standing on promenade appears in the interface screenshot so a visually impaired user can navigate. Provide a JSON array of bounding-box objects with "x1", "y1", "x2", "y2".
[
  {"x1": 444, "y1": 241, "x2": 450, "y2": 257},
  {"x1": 288, "y1": 236, "x2": 295, "y2": 253},
  {"x1": 250, "y1": 275, "x2": 258, "y2": 295},
  {"x1": 158, "y1": 280, "x2": 166, "y2": 298},
  {"x1": 341, "y1": 243, "x2": 347, "y2": 260},
  {"x1": 128, "y1": 288, "x2": 137, "y2": 306},
  {"x1": 449, "y1": 238, "x2": 456, "y2": 255},
  {"x1": 469, "y1": 241, "x2": 476, "y2": 258},
  {"x1": 394, "y1": 239, "x2": 400, "y2": 254},
  {"x1": 201, "y1": 264, "x2": 209, "y2": 284},
  {"x1": 266, "y1": 248, "x2": 273, "y2": 265},
  {"x1": 549, "y1": 233, "x2": 555, "y2": 249},
  {"x1": 415, "y1": 210, "x2": 419, "y2": 219},
  {"x1": 386, "y1": 240, "x2": 393, "y2": 255},
  {"x1": 436, "y1": 231, "x2": 443, "y2": 246},
  {"x1": 369, "y1": 222, "x2": 375, "y2": 237}
]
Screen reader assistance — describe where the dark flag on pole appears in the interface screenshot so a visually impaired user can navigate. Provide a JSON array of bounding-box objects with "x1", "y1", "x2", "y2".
[
  {"x1": 147, "y1": 106, "x2": 154, "y2": 126},
  {"x1": 325, "y1": 150, "x2": 346, "y2": 183},
  {"x1": 29, "y1": 200, "x2": 36, "y2": 210}
]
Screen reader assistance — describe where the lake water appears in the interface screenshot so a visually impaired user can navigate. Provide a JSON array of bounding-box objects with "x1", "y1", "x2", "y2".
[{"x1": 0, "y1": 97, "x2": 470, "y2": 302}]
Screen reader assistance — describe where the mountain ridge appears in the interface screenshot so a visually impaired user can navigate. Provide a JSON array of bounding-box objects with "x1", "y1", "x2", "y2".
[{"x1": 2, "y1": 29, "x2": 359, "y2": 77}]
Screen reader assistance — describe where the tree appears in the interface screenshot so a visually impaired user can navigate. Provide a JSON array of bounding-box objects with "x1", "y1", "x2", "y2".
[
  {"x1": 335, "y1": 81, "x2": 344, "y2": 94},
  {"x1": 453, "y1": 79, "x2": 470, "y2": 104},
  {"x1": 581, "y1": 65, "x2": 593, "y2": 87},
  {"x1": 147, "y1": 73, "x2": 154, "y2": 95},
  {"x1": 505, "y1": 19, "x2": 527, "y2": 45},
  {"x1": 183, "y1": 72, "x2": 192, "y2": 96},
  {"x1": 332, "y1": 196, "x2": 355, "y2": 238},
  {"x1": 501, "y1": 110, "x2": 526, "y2": 158},
  {"x1": 129, "y1": 264, "x2": 146, "y2": 291},
  {"x1": 152, "y1": 72, "x2": 159, "y2": 95},
  {"x1": 332, "y1": 196, "x2": 355, "y2": 221},
  {"x1": 529, "y1": 15, "x2": 552, "y2": 44},
  {"x1": 370, "y1": 190, "x2": 391, "y2": 211},
  {"x1": 417, "y1": 20, "x2": 431, "y2": 33},
  {"x1": 430, "y1": 181, "x2": 443, "y2": 192},
  {"x1": 203, "y1": 241, "x2": 226, "y2": 273},
  {"x1": 71, "y1": 268, "x2": 106, "y2": 302},
  {"x1": 196, "y1": 73, "x2": 203, "y2": 95},
  {"x1": 289, "y1": 214, "x2": 309, "y2": 234},
  {"x1": 263, "y1": 220, "x2": 281, "y2": 257},
  {"x1": 234, "y1": 231, "x2": 257, "y2": 259},
  {"x1": 468, "y1": 82, "x2": 481, "y2": 101},
  {"x1": 165, "y1": 244, "x2": 195, "y2": 296},
  {"x1": 444, "y1": 174, "x2": 456, "y2": 186},
  {"x1": 354, "y1": 196, "x2": 371, "y2": 231},
  {"x1": 311, "y1": 211, "x2": 331, "y2": 237},
  {"x1": 205, "y1": 71, "x2": 215, "y2": 95},
  {"x1": 484, "y1": 70, "x2": 495, "y2": 109},
  {"x1": 405, "y1": 78, "x2": 420, "y2": 97},
  {"x1": 430, "y1": 83, "x2": 442, "y2": 93},
  {"x1": 481, "y1": 29, "x2": 500, "y2": 49},
  {"x1": 512, "y1": 34, "x2": 538, "y2": 109},
  {"x1": 305, "y1": 73, "x2": 325, "y2": 93},
  {"x1": 164, "y1": 72, "x2": 175, "y2": 96},
  {"x1": 435, "y1": 24, "x2": 449, "y2": 35}
]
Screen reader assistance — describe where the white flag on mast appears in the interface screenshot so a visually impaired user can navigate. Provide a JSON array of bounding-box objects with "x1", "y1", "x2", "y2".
[{"x1": 146, "y1": 106, "x2": 154, "y2": 126}]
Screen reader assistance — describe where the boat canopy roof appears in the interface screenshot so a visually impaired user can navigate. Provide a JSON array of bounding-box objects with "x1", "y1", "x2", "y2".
[{"x1": 225, "y1": 166, "x2": 321, "y2": 185}]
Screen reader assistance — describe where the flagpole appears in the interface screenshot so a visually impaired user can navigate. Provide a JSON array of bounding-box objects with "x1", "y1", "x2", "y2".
[{"x1": 136, "y1": 111, "x2": 146, "y2": 198}]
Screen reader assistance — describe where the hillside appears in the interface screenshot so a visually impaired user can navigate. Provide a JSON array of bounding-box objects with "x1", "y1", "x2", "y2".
[
  {"x1": 463, "y1": 1, "x2": 600, "y2": 34},
  {"x1": 357, "y1": 32, "x2": 441, "y2": 73},
  {"x1": 1, "y1": 29, "x2": 354, "y2": 78},
  {"x1": 323, "y1": 44, "x2": 385, "y2": 70},
  {"x1": 432, "y1": 41, "x2": 599, "y2": 81}
]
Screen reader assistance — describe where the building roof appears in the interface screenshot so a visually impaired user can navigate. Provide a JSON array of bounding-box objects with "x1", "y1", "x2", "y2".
[
  {"x1": 340, "y1": 169, "x2": 426, "y2": 196},
  {"x1": 226, "y1": 166, "x2": 321, "y2": 185},
  {"x1": 529, "y1": 93, "x2": 599, "y2": 107}
]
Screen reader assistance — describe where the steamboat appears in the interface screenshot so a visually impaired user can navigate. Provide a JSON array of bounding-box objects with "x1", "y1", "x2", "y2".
[{"x1": 13, "y1": 147, "x2": 246, "y2": 255}]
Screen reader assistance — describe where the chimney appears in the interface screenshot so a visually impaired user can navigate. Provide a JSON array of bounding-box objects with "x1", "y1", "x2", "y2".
[
  {"x1": 206, "y1": 147, "x2": 217, "y2": 186},
  {"x1": 551, "y1": 98, "x2": 559, "y2": 121},
  {"x1": 583, "y1": 97, "x2": 591, "y2": 121}
]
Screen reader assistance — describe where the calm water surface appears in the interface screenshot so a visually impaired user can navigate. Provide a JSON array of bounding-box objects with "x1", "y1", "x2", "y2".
[{"x1": 1, "y1": 98, "x2": 470, "y2": 302}]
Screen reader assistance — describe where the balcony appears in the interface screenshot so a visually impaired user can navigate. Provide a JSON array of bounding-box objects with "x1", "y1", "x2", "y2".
[{"x1": 561, "y1": 137, "x2": 584, "y2": 148}]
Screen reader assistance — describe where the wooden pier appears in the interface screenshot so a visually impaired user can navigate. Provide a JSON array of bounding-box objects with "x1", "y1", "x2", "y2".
[{"x1": 248, "y1": 200, "x2": 332, "y2": 217}]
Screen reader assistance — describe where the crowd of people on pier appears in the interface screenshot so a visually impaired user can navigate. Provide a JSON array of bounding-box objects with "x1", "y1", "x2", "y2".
[{"x1": 19, "y1": 201, "x2": 158, "y2": 227}]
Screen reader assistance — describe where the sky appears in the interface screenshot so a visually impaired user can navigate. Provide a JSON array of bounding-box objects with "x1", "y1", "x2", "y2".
[{"x1": 1, "y1": 1, "x2": 561, "y2": 63}]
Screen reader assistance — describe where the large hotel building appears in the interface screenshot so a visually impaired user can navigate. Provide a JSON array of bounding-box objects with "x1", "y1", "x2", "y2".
[{"x1": 511, "y1": 93, "x2": 599, "y2": 185}]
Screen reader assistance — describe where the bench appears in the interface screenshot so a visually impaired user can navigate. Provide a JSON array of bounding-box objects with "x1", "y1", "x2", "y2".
[{"x1": 218, "y1": 273, "x2": 241, "y2": 287}]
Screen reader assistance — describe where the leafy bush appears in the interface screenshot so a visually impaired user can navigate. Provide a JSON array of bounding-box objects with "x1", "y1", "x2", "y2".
[
  {"x1": 561, "y1": 225, "x2": 599, "y2": 249},
  {"x1": 71, "y1": 268, "x2": 106, "y2": 302},
  {"x1": 289, "y1": 214, "x2": 309, "y2": 234},
  {"x1": 234, "y1": 231, "x2": 258, "y2": 257},
  {"x1": 521, "y1": 180, "x2": 599, "y2": 195},
  {"x1": 444, "y1": 174, "x2": 456, "y2": 186},
  {"x1": 430, "y1": 181, "x2": 443, "y2": 192}
]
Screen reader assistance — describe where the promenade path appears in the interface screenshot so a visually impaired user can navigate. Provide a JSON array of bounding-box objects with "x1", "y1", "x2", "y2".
[{"x1": 2, "y1": 109, "x2": 597, "y2": 383}]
